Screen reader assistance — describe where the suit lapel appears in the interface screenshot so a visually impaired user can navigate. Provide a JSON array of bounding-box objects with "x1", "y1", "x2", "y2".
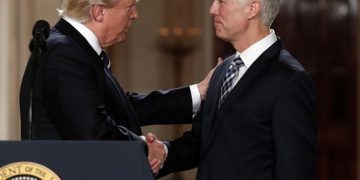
[
  {"x1": 103, "y1": 67, "x2": 141, "y2": 134},
  {"x1": 200, "y1": 55, "x2": 236, "y2": 146},
  {"x1": 202, "y1": 40, "x2": 283, "y2": 152}
]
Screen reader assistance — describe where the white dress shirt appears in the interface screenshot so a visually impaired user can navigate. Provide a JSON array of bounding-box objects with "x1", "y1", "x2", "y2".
[{"x1": 232, "y1": 29, "x2": 278, "y2": 88}]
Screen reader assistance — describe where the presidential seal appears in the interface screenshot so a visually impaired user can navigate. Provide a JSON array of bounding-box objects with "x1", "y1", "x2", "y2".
[{"x1": 0, "y1": 162, "x2": 60, "y2": 180}]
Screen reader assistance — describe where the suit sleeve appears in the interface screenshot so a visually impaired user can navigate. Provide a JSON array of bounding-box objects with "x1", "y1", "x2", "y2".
[
  {"x1": 272, "y1": 71, "x2": 316, "y2": 180},
  {"x1": 42, "y1": 44, "x2": 142, "y2": 142},
  {"x1": 127, "y1": 87, "x2": 193, "y2": 126}
]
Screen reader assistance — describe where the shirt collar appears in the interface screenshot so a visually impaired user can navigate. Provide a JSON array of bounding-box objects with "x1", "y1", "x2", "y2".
[
  {"x1": 63, "y1": 16, "x2": 102, "y2": 55},
  {"x1": 236, "y1": 29, "x2": 278, "y2": 68}
]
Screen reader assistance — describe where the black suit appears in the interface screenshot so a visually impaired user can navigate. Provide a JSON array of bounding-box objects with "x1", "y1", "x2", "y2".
[
  {"x1": 20, "y1": 19, "x2": 192, "y2": 140},
  {"x1": 160, "y1": 40, "x2": 316, "y2": 180}
]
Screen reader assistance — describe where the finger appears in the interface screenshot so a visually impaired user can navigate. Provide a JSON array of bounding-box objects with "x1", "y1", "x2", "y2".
[
  {"x1": 151, "y1": 159, "x2": 163, "y2": 173},
  {"x1": 152, "y1": 166, "x2": 159, "y2": 174},
  {"x1": 154, "y1": 140, "x2": 163, "y2": 145},
  {"x1": 146, "y1": 133, "x2": 155, "y2": 143},
  {"x1": 152, "y1": 160, "x2": 162, "y2": 173},
  {"x1": 152, "y1": 166, "x2": 160, "y2": 174},
  {"x1": 153, "y1": 169, "x2": 159, "y2": 176},
  {"x1": 150, "y1": 159, "x2": 158, "y2": 168}
]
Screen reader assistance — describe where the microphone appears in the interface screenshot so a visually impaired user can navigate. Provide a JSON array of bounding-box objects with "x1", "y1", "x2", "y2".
[
  {"x1": 29, "y1": 20, "x2": 50, "y2": 53},
  {"x1": 32, "y1": 20, "x2": 50, "y2": 39}
]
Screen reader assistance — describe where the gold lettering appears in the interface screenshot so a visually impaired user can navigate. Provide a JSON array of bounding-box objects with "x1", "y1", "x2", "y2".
[
  {"x1": 25, "y1": 166, "x2": 33, "y2": 173},
  {"x1": 9, "y1": 166, "x2": 21, "y2": 175},
  {"x1": 0, "y1": 165, "x2": 21, "y2": 178},
  {"x1": 35, "y1": 168, "x2": 47, "y2": 177},
  {"x1": 1, "y1": 169, "x2": 8, "y2": 178},
  {"x1": 8, "y1": 168, "x2": 16, "y2": 175}
]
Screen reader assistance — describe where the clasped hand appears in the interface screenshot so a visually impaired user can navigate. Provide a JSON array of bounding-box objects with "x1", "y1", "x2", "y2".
[{"x1": 145, "y1": 133, "x2": 166, "y2": 175}]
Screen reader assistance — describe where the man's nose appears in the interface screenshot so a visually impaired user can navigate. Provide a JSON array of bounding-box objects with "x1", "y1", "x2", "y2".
[
  {"x1": 209, "y1": 1, "x2": 218, "y2": 15},
  {"x1": 132, "y1": 7, "x2": 139, "y2": 19}
]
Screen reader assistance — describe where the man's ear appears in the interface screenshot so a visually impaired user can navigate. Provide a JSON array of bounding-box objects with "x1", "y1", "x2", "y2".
[
  {"x1": 90, "y1": 4, "x2": 105, "y2": 22},
  {"x1": 247, "y1": 1, "x2": 260, "y2": 20}
]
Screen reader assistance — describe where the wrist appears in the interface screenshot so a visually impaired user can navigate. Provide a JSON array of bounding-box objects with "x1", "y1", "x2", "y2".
[{"x1": 197, "y1": 83, "x2": 206, "y2": 100}]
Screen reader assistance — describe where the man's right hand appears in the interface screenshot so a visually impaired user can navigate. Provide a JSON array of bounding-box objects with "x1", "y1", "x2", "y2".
[{"x1": 145, "y1": 133, "x2": 166, "y2": 175}]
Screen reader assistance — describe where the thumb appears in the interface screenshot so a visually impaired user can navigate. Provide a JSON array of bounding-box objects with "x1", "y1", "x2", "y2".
[
  {"x1": 217, "y1": 57, "x2": 224, "y2": 65},
  {"x1": 146, "y1": 133, "x2": 155, "y2": 143}
]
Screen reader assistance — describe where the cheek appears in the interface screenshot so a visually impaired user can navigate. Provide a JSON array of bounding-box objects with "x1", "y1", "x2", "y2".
[
  {"x1": 226, "y1": 13, "x2": 245, "y2": 27},
  {"x1": 118, "y1": 17, "x2": 130, "y2": 31},
  {"x1": 115, "y1": 17, "x2": 124, "y2": 26},
  {"x1": 111, "y1": 14, "x2": 126, "y2": 28}
]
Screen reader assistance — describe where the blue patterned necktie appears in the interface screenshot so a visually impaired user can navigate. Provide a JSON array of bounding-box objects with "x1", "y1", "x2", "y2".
[
  {"x1": 218, "y1": 57, "x2": 244, "y2": 108},
  {"x1": 100, "y1": 51, "x2": 111, "y2": 69}
]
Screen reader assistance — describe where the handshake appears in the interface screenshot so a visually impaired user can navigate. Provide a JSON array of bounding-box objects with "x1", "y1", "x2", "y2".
[{"x1": 143, "y1": 133, "x2": 166, "y2": 175}]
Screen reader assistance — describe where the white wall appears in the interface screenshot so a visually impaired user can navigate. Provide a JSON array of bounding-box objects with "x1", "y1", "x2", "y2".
[
  {"x1": 0, "y1": 0, "x2": 20, "y2": 140},
  {"x1": 0, "y1": 0, "x2": 61, "y2": 140}
]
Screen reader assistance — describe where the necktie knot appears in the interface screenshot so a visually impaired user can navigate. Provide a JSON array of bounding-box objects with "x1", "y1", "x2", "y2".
[
  {"x1": 100, "y1": 51, "x2": 111, "y2": 69},
  {"x1": 232, "y1": 57, "x2": 244, "y2": 67}
]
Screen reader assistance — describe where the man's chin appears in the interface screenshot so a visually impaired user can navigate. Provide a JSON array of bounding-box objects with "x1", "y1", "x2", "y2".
[
  {"x1": 114, "y1": 36, "x2": 127, "y2": 44},
  {"x1": 103, "y1": 37, "x2": 127, "y2": 47},
  {"x1": 215, "y1": 31, "x2": 225, "y2": 39}
]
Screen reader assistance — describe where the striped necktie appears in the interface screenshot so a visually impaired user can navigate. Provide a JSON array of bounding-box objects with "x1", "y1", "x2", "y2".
[{"x1": 218, "y1": 57, "x2": 244, "y2": 108}]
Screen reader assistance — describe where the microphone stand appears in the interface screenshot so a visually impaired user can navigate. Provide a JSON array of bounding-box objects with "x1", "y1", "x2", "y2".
[
  {"x1": 26, "y1": 21, "x2": 49, "y2": 139},
  {"x1": 28, "y1": 36, "x2": 40, "y2": 139}
]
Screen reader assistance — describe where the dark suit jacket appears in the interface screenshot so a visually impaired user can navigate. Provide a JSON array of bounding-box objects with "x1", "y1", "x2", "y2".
[
  {"x1": 19, "y1": 19, "x2": 192, "y2": 141},
  {"x1": 160, "y1": 40, "x2": 316, "y2": 180}
]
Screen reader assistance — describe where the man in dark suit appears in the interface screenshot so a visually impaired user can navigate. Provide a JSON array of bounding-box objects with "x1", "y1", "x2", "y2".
[
  {"x1": 19, "y1": 0, "x2": 213, "y2": 173},
  {"x1": 156, "y1": 0, "x2": 316, "y2": 179}
]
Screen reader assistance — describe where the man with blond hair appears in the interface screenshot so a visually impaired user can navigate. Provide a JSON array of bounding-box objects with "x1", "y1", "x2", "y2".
[
  {"x1": 20, "y1": 0, "x2": 214, "y2": 174},
  {"x1": 156, "y1": 0, "x2": 316, "y2": 179}
]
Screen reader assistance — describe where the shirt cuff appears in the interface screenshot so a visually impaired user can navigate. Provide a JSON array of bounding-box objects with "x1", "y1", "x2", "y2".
[
  {"x1": 190, "y1": 84, "x2": 201, "y2": 113},
  {"x1": 163, "y1": 143, "x2": 168, "y2": 158}
]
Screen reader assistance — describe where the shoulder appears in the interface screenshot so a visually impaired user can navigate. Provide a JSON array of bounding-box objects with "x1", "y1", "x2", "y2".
[
  {"x1": 45, "y1": 28, "x2": 92, "y2": 62},
  {"x1": 264, "y1": 49, "x2": 314, "y2": 88},
  {"x1": 264, "y1": 49, "x2": 309, "y2": 81},
  {"x1": 277, "y1": 49, "x2": 306, "y2": 73},
  {"x1": 47, "y1": 28, "x2": 79, "y2": 50},
  {"x1": 42, "y1": 29, "x2": 100, "y2": 74}
]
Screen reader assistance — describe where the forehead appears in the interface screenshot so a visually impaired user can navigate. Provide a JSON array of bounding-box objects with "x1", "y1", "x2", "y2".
[
  {"x1": 221, "y1": 0, "x2": 247, "y2": 8},
  {"x1": 225, "y1": 0, "x2": 248, "y2": 4},
  {"x1": 218, "y1": 0, "x2": 239, "y2": 5},
  {"x1": 111, "y1": 0, "x2": 128, "y2": 5},
  {"x1": 112, "y1": 0, "x2": 134, "y2": 7},
  {"x1": 119, "y1": 0, "x2": 136, "y2": 4}
]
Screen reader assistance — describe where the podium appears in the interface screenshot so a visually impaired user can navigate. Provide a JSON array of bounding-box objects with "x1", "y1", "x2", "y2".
[{"x1": 0, "y1": 141, "x2": 155, "y2": 180}]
